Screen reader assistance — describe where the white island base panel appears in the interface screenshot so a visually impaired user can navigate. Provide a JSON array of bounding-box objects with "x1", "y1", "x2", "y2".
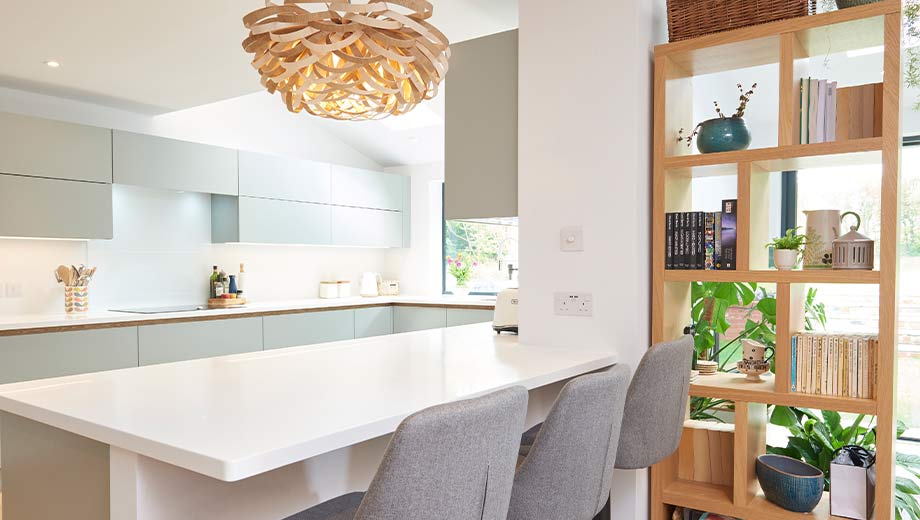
[{"x1": 0, "y1": 324, "x2": 616, "y2": 520}]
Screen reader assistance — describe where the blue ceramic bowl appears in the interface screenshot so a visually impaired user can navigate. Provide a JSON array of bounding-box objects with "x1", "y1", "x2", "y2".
[
  {"x1": 756, "y1": 454, "x2": 824, "y2": 513},
  {"x1": 696, "y1": 117, "x2": 752, "y2": 154}
]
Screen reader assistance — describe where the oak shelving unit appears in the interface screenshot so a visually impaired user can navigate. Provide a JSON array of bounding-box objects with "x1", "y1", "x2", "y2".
[{"x1": 650, "y1": 2, "x2": 902, "y2": 519}]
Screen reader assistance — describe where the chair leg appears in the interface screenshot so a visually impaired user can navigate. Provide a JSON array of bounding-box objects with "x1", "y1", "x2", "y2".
[{"x1": 593, "y1": 496, "x2": 611, "y2": 520}]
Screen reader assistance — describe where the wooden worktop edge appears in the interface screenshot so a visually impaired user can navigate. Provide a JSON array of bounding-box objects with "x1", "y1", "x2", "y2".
[{"x1": 0, "y1": 302, "x2": 495, "y2": 337}]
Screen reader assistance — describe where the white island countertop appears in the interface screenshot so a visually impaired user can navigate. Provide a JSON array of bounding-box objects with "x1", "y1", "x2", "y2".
[
  {"x1": 0, "y1": 323, "x2": 616, "y2": 482},
  {"x1": 0, "y1": 295, "x2": 496, "y2": 335}
]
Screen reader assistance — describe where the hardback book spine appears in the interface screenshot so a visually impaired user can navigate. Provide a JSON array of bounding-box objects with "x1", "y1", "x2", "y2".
[
  {"x1": 816, "y1": 79, "x2": 828, "y2": 143},
  {"x1": 713, "y1": 212, "x2": 722, "y2": 269},
  {"x1": 666, "y1": 213, "x2": 674, "y2": 269},
  {"x1": 720, "y1": 200, "x2": 737, "y2": 270},
  {"x1": 704, "y1": 212, "x2": 716, "y2": 270},
  {"x1": 679, "y1": 212, "x2": 687, "y2": 269},
  {"x1": 799, "y1": 78, "x2": 807, "y2": 144},
  {"x1": 695, "y1": 212, "x2": 705, "y2": 269},
  {"x1": 808, "y1": 78, "x2": 819, "y2": 144},
  {"x1": 826, "y1": 81, "x2": 838, "y2": 142},
  {"x1": 791, "y1": 335, "x2": 798, "y2": 392},
  {"x1": 687, "y1": 212, "x2": 696, "y2": 269}
]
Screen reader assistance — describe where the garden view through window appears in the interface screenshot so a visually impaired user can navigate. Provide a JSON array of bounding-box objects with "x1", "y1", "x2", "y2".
[{"x1": 442, "y1": 218, "x2": 518, "y2": 295}]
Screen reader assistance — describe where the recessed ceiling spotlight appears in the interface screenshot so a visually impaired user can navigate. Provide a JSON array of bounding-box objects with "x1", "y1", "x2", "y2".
[{"x1": 44, "y1": 60, "x2": 61, "y2": 68}]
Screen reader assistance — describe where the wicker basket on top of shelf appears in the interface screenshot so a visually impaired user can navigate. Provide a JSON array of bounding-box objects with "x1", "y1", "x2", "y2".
[{"x1": 667, "y1": 0, "x2": 817, "y2": 41}]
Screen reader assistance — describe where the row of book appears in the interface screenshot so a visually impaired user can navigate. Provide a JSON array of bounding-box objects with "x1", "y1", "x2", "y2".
[
  {"x1": 799, "y1": 78, "x2": 881, "y2": 144},
  {"x1": 791, "y1": 333, "x2": 877, "y2": 399},
  {"x1": 799, "y1": 77, "x2": 837, "y2": 144},
  {"x1": 665, "y1": 199, "x2": 737, "y2": 270}
]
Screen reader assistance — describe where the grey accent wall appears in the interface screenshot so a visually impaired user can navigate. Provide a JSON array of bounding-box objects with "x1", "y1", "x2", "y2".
[{"x1": 445, "y1": 29, "x2": 518, "y2": 220}]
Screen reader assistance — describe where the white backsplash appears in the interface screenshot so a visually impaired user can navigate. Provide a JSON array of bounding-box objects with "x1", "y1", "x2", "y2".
[{"x1": 0, "y1": 185, "x2": 388, "y2": 315}]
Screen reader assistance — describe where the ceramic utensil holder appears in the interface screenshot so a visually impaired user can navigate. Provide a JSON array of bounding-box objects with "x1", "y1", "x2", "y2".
[{"x1": 64, "y1": 286, "x2": 89, "y2": 313}]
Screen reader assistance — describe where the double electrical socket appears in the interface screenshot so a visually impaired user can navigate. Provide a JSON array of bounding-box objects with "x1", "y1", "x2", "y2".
[{"x1": 554, "y1": 292, "x2": 593, "y2": 317}]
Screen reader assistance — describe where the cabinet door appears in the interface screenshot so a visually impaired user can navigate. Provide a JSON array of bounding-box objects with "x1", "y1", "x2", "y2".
[
  {"x1": 331, "y1": 166, "x2": 405, "y2": 211},
  {"x1": 355, "y1": 306, "x2": 393, "y2": 338},
  {"x1": 393, "y1": 306, "x2": 447, "y2": 333},
  {"x1": 263, "y1": 310, "x2": 355, "y2": 350},
  {"x1": 0, "y1": 327, "x2": 138, "y2": 384},
  {"x1": 138, "y1": 318, "x2": 263, "y2": 366},
  {"x1": 113, "y1": 131, "x2": 238, "y2": 195},
  {"x1": 332, "y1": 206, "x2": 402, "y2": 248},
  {"x1": 0, "y1": 174, "x2": 113, "y2": 239},
  {"x1": 238, "y1": 151, "x2": 331, "y2": 204},
  {"x1": 0, "y1": 112, "x2": 112, "y2": 183},
  {"x1": 446, "y1": 308, "x2": 495, "y2": 327},
  {"x1": 212, "y1": 195, "x2": 332, "y2": 245}
]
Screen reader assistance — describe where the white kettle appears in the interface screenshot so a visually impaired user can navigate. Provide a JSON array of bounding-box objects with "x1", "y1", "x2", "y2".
[{"x1": 360, "y1": 272, "x2": 381, "y2": 297}]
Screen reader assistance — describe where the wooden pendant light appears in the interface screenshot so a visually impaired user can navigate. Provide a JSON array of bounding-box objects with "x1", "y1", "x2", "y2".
[{"x1": 242, "y1": 0, "x2": 450, "y2": 121}]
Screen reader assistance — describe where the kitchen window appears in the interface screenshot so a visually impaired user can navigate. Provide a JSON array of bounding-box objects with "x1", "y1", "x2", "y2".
[{"x1": 441, "y1": 188, "x2": 519, "y2": 295}]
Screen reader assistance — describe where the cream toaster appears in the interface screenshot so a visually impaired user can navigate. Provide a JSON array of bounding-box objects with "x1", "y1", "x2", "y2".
[{"x1": 492, "y1": 288, "x2": 519, "y2": 334}]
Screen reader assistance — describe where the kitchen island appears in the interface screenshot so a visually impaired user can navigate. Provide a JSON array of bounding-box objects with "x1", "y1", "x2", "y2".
[{"x1": 0, "y1": 323, "x2": 617, "y2": 520}]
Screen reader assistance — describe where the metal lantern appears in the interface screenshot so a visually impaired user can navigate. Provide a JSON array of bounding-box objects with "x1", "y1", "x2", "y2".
[{"x1": 832, "y1": 225, "x2": 875, "y2": 270}]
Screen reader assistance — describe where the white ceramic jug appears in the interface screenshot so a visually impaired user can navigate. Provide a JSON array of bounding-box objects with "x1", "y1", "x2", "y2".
[{"x1": 803, "y1": 210, "x2": 842, "y2": 269}]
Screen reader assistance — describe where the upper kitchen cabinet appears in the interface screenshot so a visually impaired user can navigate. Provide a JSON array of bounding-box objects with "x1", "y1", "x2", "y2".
[
  {"x1": 238, "y1": 151, "x2": 331, "y2": 204},
  {"x1": 332, "y1": 206, "x2": 402, "y2": 248},
  {"x1": 445, "y1": 30, "x2": 517, "y2": 220},
  {"x1": 0, "y1": 112, "x2": 112, "y2": 183},
  {"x1": 212, "y1": 195, "x2": 332, "y2": 245},
  {"x1": 0, "y1": 174, "x2": 112, "y2": 239},
  {"x1": 113, "y1": 131, "x2": 238, "y2": 195},
  {"x1": 331, "y1": 165, "x2": 406, "y2": 211}
]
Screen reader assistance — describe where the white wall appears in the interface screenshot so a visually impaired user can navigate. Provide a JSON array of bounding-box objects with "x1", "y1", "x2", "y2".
[
  {"x1": 0, "y1": 87, "x2": 401, "y2": 315},
  {"x1": 383, "y1": 163, "x2": 445, "y2": 296},
  {"x1": 518, "y1": 0, "x2": 665, "y2": 516}
]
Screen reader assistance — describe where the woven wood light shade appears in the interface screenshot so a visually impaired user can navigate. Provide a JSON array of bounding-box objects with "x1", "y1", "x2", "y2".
[{"x1": 242, "y1": 0, "x2": 450, "y2": 121}]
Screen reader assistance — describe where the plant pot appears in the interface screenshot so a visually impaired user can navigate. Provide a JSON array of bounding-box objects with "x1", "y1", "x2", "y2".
[
  {"x1": 452, "y1": 287, "x2": 470, "y2": 297},
  {"x1": 773, "y1": 249, "x2": 798, "y2": 271},
  {"x1": 835, "y1": 0, "x2": 880, "y2": 8},
  {"x1": 696, "y1": 117, "x2": 752, "y2": 154}
]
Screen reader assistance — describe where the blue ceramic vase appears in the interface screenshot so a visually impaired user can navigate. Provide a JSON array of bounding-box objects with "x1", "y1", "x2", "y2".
[
  {"x1": 755, "y1": 454, "x2": 825, "y2": 513},
  {"x1": 696, "y1": 117, "x2": 752, "y2": 154}
]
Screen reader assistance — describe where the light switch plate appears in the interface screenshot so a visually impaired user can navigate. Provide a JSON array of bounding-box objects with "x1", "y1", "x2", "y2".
[
  {"x1": 554, "y1": 292, "x2": 593, "y2": 316},
  {"x1": 560, "y1": 226, "x2": 583, "y2": 252}
]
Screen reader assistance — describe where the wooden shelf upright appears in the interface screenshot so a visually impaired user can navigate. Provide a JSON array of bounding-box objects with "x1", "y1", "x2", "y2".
[{"x1": 650, "y1": 2, "x2": 902, "y2": 519}]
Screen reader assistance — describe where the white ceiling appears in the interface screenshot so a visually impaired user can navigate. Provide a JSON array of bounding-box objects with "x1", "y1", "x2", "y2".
[{"x1": 0, "y1": 0, "x2": 516, "y2": 166}]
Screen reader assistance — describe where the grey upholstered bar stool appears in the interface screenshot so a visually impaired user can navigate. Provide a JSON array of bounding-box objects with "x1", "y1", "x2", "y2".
[
  {"x1": 518, "y1": 335, "x2": 695, "y2": 519},
  {"x1": 507, "y1": 364, "x2": 631, "y2": 520},
  {"x1": 284, "y1": 385, "x2": 528, "y2": 520}
]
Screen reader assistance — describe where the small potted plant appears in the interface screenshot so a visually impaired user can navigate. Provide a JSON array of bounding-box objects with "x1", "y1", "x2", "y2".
[
  {"x1": 678, "y1": 83, "x2": 757, "y2": 154},
  {"x1": 446, "y1": 252, "x2": 477, "y2": 296},
  {"x1": 765, "y1": 227, "x2": 807, "y2": 271}
]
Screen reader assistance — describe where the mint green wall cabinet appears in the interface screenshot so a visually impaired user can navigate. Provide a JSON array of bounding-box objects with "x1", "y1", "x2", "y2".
[
  {"x1": 446, "y1": 308, "x2": 495, "y2": 327},
  {"x1": 138, "y1": 318, "x2": 263, "y2": 366},
  {"x1": 238, "y1": 151, "x2": 331, "y2": 204},
  {"x1": 263, "y1": 310, "x2": 355, "y2": 350},
  {"x1": 0, "y1": 174, "x2": 113, "y2": 239},
  {"x1": 393, "y1": 307, "x2": 447, "y2": 333},
  {"x1": 0, "y1": 112, "x2": 112, "y2": 183},
  {"x1": 355, "y1": 306, "x2": 393, "y2": 338},
  {"x1": 211, "y1": 195, "x2": 332, "y2": 245},
  {"x1": 113, "y1": 131, "x2": 238, "y2": 195},
  {"x1": 331, "y1": 166, "x2": 405, "y2": 211},
  {"x1": 0, "y1": 328, "x2": 138, "y2": 384},
  {"x1": 332, "y1": 206, "x2": 402, "y2": 248}
]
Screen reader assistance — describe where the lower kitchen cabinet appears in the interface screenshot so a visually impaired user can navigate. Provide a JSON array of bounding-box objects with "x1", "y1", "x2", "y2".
[
  {"x1": 138, "y1": 318, "x2": 263, "y2": 366},
  {"x1": 446, "y1": 308, "x2": 495, "y2": 327},
  {"x1": 263, "y1": 310, "x2": 355, "y2": 350},
  {"x1": 355, "y1": 306, "x2": 393, "y2": 338},
  {"x1": 0, "y1": 328, "x2": 138, "y2": 384},
  {"x1": 393, "y1": 306, "x2": 447, "y2": 333}
]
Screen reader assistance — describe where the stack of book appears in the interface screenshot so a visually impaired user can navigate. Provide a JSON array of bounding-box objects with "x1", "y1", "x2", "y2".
[
  {"x1": 799, "y1": 78, "x2": 837, "y2": 144},
  {"x1": 799, "y1": 78, "x2": 882, "y2": 144},
  {"x1": 791, "y1": 333, "x2": 877, "y2": 399},
  {"x1": 665, "y1": 199, "x2": 737, "y2": 270}
]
